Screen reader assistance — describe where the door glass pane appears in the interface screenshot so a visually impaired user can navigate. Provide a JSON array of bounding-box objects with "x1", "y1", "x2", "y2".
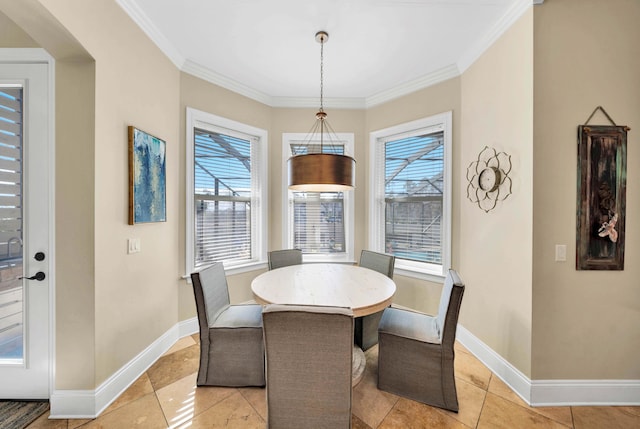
[{"x1": 0, "y1": 86, "x2": 24, "y2": 362}]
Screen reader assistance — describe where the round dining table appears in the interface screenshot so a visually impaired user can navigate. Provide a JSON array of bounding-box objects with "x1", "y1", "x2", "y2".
[{"x1": 251, "y1": 263, "x2": 396, "y2": 385}]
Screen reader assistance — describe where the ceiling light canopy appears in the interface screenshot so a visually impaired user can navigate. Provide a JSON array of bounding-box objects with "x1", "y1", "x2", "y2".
[{"x1": 287, "y1": 31, "x2": 356, "y2": 192}]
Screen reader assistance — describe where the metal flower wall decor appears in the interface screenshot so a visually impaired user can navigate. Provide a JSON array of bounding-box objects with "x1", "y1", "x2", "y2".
[{"x1": 466, "y1": 146, "x2": 512, "y2": 213}]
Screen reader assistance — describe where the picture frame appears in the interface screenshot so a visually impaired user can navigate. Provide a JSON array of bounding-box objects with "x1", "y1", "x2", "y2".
[
  {"x1": 128, "y1": 126, "x2": 166, "y2": 225},
  {"x1": 576, "y1": 124, "x2": 627, "y2": 270}
]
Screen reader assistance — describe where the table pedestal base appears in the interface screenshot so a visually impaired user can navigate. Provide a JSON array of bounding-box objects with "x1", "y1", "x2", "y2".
[{"x1": 352, "y1": 346, "x2": 365, "y2": 387}]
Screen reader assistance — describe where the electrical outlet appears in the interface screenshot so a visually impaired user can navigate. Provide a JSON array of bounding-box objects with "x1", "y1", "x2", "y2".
[
  {"x1": 555, "y1": 244, "x2": 566, "y2": 262},
  {"x1": 128, "y1": 238, "x2": 141, "y2": 254}
]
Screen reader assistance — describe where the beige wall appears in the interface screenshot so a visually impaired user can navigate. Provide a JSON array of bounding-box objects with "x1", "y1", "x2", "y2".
[
  {"x1": 532, "y1": 0, "x2": 640, "y2": 379},
  {"x1": 0, "y1": 10, "x2": 38, "y2": 47},
  {"x1": 460, "y1": 10, "x2": 534, "y2": 376}
]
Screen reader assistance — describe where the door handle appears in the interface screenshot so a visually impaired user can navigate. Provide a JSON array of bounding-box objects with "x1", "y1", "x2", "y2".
[{"x1": 20, "y1": 271, "x2": 46, "y2": 281}]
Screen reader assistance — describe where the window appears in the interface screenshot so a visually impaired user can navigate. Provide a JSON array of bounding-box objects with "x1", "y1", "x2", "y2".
[
  {"x1": 282, "y1": 134, "x2": 355, "y2": 263},
  {"x1": 186, "y1": 108, "x2": 267, "y2": 275},
  {"x1": 369, "y1": 112, "x2": 452, "y2": 280}
]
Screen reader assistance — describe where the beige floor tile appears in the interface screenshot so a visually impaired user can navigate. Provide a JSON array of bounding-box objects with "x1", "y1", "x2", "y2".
[
  {"x1": 478, "y1": 393, "x2": 570, "y2": 429},
  {"x1": 82, "y1": 392, "x2": 168, "y2": 428},
  {"x1": 454, "y1": 341, "x2": 471, "y2": 355},
  {"x1": 191, "y1": 333, "x2": 200, "y2": 343},
  {"x1": 68, "y1": 418, "x2": 93, "y2": 429},
  {"x1": 163, "y1": 336, "x2": 196, "y2": 356},
  {"x1": 454, "y1": 349, "x2": 492, "y2": 390},
  {"x1": 379, "y1": 397, "x2": 469, "y2": 429},
  {"x1": 155, "y1": 371, "x2": 236, "y2": 426},
  {"x1": 619, "y1": 406, "x2": 640, "y2": 417},
  {"x1": 352, "y1": 413, "x2": 373, "y2": 429},
  {"x1": 25, "y1": 411, "x2": 68, "y2": 429},
  {"x1": 147, "y1": 344, "x2": 200, "y2": 391},
  {"x1": 103, "y1": 372, "x2": 154, "y2": 415},
  {"x1": 184, "y1": 391, "x2": 264, "y2": 428},
  {"x1": 436, "y1": 377, "x2": 487, "y2": 428},
  {"x1": 488, "y1": 374, "x2": 528, "y2": 406},
  {"x1": 352, "y1": 346, "x2": 399, "y2": 428},
  {"x1": 572, "y1": 406, "x2": 640, "y2": 429},
  {"x1": 488, "y1": 375, "x2": 573, "y2": 427},
  {"x1": 238, "y1": 386, "x2": 267, "y2": 420}
]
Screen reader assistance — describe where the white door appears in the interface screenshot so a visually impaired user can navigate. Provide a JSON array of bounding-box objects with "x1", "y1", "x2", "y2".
[{"x1": 0, "y1": 58, "x2": 52, "y2": 399}]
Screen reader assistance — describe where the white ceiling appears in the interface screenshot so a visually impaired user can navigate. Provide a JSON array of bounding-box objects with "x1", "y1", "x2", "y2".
[{"x1": 117, "y1": 0, "x2": 537, "y2": 107}]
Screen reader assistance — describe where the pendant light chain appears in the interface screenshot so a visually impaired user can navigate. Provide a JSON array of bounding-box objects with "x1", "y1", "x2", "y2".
[{"x1": 320, "y1": 36, "x2": 324, "y2": 113}]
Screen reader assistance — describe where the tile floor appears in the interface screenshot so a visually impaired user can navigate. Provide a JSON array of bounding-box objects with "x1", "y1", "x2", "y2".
[{"x1": 26, "y1": 335, "x2": 640, "y2": 428}]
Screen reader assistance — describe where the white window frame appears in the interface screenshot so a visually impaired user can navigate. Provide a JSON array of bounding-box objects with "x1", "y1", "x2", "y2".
[
  {"x1": 369, "y1": 111, "x2": 452, "y2": 281},
  {"x1": 186, "y1": 107, "x2": 268, "y2": 276},
  {"x1": 282, "y1": 133, "x2": 355, "y2": 264}
]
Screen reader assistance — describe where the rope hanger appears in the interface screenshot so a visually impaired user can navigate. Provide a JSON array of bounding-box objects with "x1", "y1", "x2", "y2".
[{"x1": 583, "y1": 106, "x2": 631, "y2": 131}]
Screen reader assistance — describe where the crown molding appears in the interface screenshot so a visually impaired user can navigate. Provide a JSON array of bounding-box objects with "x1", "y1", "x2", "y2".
[
  {"x1": 118, "y1": 0, "x2": 540, "y2": 109},
  {"x1": 115, "y1": 0, "x2": 185, "y2": 69},
  {"x1": 181, "y1": 59, "x2": 274, "y2": 106},
  {"x1": 457, "y1": 0, "x2": 536, "y2": 74},
  {"x1": 271, "y1": 96, "x2": 365, "y2": 110},
  {"x1": 365, "y1": 64, "x2": 460, "y2": 108}
]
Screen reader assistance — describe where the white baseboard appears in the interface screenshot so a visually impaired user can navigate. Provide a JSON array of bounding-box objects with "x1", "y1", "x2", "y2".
[
  {"x1": 456, "y1": 324, "x2": 640, "y2": 407},
  {"x1": 50, "y1": 324, "x2": 180, "y2": 418},
  {"x1": 530, "y1": 379, "x2": 640, "y2": 406},
  {"x1": 456, "y1": 324, "x2": 532, "y2": 404},
  {"x1": 49, "y1": 318, "x2": 640, "y2": 417},
  {"x1": 178, "y1": 316, "x2": 198, "y2": 338}
]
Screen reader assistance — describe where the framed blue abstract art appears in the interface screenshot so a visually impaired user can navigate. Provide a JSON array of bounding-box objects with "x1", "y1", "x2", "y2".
[{"x1": 128, "y1": 126, "x2": 166, "y2": 224}]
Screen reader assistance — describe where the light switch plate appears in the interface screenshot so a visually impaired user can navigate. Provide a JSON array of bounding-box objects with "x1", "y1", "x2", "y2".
[
  {"x1": 128, "y1": 238, "x2": 141, "y2": 254},
  {"x1": 555, "y1": 244, "x2": 566, "y2": 262}
]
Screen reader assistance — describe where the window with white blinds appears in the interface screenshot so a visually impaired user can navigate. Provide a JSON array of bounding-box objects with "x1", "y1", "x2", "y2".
[
  {"x1": 186, "y1": 108, "x2": 267, "y2": 275},
  {"x1": 282, "y1": 134, "x2": 355, "y2": 263},
  {"x1": 369, "y1": 112, "x2": 452, "y2": 279},
  {"x1": 0, "y1": 87, "x2": 23, "y2": 268},
  {"x1": 194, "y1": 129, "x2": 252, "y2": 265}
]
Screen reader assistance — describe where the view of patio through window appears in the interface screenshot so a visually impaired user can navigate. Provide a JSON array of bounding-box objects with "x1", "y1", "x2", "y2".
[
  {"x1": 193, "y1": 129, "x2": 252, "y2": 266},
  {"x1": 384, "y1": 131, "x2": 444, "y2": 264},
  {"x1": 0, "y1": 86, "x2": 24, "y2": 361}
]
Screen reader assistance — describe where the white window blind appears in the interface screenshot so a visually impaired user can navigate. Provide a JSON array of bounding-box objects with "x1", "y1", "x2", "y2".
[
  {"x1": 384, "y1": 132, "x2": 444, "y2": 264},
  {"x1": 370, "y1": 112, "x2": 451, "y2": 279},
  {"x1": 193, "y1": 129, "x2": 253, "y2": 266},
  {"x1": 0, "y1": 87, "x2": 23, "y2": 268}
]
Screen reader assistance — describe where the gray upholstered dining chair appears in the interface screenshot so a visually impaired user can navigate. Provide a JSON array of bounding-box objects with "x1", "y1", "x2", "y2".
[
  {"x1": 355, "y1": 250, "x2": 395, "y2": 350},
  {"x1": 262, "y1": 304, "x2": 354, "y2": 429},
  {"x1": 190, "y1": 262, "x2": 265, "y2": 387},
  {"x1": 377, "y1": 269, "x2": 465, "y2": 412},
  {"x1": 267, "y1": 248, "x2": 303, "y2": 270}
]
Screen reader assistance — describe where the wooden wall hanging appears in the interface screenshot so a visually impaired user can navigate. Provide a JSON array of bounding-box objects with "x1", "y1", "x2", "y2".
[{"x1": 576, "y1": 106, "x2": 629, "y2": 270}]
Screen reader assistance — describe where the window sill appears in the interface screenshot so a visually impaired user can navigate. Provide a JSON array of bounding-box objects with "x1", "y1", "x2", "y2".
[
  {"x1": 393, "y1": 266, "x2": 445, "y2": 284},
  {"x1": 183, "y1": 261, "x2": 269, "y2": 283}
]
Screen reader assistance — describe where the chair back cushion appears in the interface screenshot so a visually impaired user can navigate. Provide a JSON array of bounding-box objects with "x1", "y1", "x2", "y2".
[
  {"x1": 262, "y1": 304, "x2": 354, "y2": 429},
  {"x1": 268, "y1": 249, "x2": 303, "y2": 270},
  {"x1": 436, "y1": 269, "x2": 465, "y2": 345},
  {"x1": 191, "y1": 262, "x2": 231, "y2": 328},
  {"x1": 360, "y1": 250, "x2": 395, "y2": 278}
]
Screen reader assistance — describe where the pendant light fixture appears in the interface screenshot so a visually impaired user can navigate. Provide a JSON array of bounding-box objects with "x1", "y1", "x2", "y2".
[{"x1": 287, "y1": 31, "x2": 356, "y2": 192}]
